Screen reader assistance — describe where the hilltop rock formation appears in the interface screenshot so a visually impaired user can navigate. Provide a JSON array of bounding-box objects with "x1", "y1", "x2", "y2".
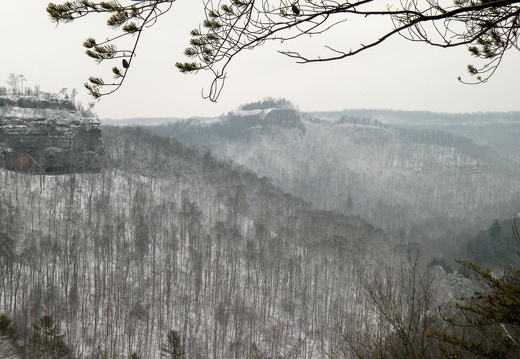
[{"x1": 0, "y1": 97, "x2": 104, "y2": 174}]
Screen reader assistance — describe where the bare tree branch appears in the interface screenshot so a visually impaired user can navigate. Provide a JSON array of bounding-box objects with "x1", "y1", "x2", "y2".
[{"x1": 48, "y1": 1, "x2": 520, "y2": 101}]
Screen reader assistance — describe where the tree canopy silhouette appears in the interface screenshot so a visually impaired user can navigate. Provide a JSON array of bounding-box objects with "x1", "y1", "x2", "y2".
[{"x1": 47, "y1": 0, "x2": 520, "y2": 100}]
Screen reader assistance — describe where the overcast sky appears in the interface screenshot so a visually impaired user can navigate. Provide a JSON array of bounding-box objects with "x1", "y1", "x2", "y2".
[{"x1": 2, "y1": 1, "x2": 520, "y2": 119}]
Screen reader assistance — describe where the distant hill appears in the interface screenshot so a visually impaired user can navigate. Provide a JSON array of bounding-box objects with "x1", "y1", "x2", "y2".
[
  {"x1": 307, "y1": 109, "x2": 520, "y2": 125},
  {"x1": 149, "y1": 101, "x2": 520, "y2": 259},
  {"x1": 309, "y1": 109, "x2": 520, "y2": 163},
  {"x1": 118, "y1": 108, "x2": 520, "y2": 163},
  {"x1": 100, "y1": 116, "x2": 216, "y2": 126}
]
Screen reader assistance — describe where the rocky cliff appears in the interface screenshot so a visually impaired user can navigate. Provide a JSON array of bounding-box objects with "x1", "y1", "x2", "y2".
[{"x1": 0, "y1": 97, "x2": 104, "y2": 174}]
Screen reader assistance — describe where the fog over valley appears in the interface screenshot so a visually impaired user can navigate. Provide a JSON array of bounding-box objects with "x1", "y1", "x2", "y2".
[
  {"x1": 2, "y1": 89, "x2": 520, "y2": 358},
  {"x1": 4, "y1": 0, "x2": 520, "y2": 356}
]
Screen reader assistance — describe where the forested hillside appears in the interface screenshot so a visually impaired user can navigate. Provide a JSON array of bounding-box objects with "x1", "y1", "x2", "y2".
[
  {"x1": 0, "y1": 125, "x2": 392, "y2": 358},
  {"x1": 445, "y1": 217, "x2": 520, "y2": 272},
  {"x1": 156, "y1": 101, "x2": 520, "y2": 258},
  {"x1": 309, "y1": 109, "x2": 520, "y2": 163}
]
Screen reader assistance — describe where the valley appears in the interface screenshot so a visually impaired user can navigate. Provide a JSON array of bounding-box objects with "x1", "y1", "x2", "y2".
[
  {"x1": 1, "y1": 98, "x2": 519, "y2": 358},
  {"x1": 151, "y1": 100, "x2": 520, "y2": 261}
]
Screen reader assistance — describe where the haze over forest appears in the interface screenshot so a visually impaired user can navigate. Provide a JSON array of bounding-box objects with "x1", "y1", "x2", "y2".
[
  {"x1": 4, "y1": 0, "x2": 520, "y2": 357},
  {"x1": 1, "y1": 92, "x2": 520, "y2": 358}
]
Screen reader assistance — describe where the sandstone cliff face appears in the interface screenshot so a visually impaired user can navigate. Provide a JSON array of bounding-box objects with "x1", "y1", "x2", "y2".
[{"x1": 0, "y1": 99, "x2": 104, "y2": 174}]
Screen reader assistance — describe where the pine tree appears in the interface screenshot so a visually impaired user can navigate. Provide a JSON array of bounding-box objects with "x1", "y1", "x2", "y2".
[
  {"x1": 160, "y1": 330, "x2": 185, "y2": 359},
  {"x1": 47, "y1": 1, "x2": 520, "y2": 100},
  {"x1": 27, "y1": 315, "x2": 74, "y2": 359},
  {"x1": 430, "y1": 223, "x2": 520, "y2": 358},
  {"x1": 0, "y1": 314, "x2": 17, "y2": 340}
]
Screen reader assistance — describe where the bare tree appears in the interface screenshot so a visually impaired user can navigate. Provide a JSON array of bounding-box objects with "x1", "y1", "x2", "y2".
[
  {"x1": 5, "y1": 73, "x2": 18, "y2": 95},
  {"x1": 337, "y1": 252, "x2": 441, "y2": 358},
  {"x1": 18, "y1": 75, "x2": 26, "y2": 96}
]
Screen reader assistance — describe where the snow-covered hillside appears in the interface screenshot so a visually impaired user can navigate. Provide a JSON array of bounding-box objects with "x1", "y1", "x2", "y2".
[
  {"x1": 0, "y1": 125, "x2": 390, "y2": 358},
  {"x1": 156, "y1": 102, "x2": 520, "y2": 257}
]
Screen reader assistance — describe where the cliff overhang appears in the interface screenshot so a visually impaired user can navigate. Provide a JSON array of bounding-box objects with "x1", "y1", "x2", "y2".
[{"x1": 0, "y1": 100, "x2": 105, "y2": 174}]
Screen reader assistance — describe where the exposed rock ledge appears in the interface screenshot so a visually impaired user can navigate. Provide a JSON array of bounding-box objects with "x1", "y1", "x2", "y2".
[{"x1": 0, "y1": 106, "x2": 104, "y2": 174}]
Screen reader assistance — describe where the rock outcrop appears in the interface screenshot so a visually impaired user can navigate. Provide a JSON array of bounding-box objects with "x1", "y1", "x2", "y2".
[{"x1": 0, "y1": 98, "x2": 104, "y2": 174}]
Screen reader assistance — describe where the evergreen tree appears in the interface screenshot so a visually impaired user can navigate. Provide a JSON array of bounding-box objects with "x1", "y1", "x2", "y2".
[
  {"x1": 27, "y1": 316, "x2": 74, "y2": 359},
  {"x1": 431, "y1": 223, "x2": 520, "y2": 358},
  {"x1": 0, "y1": 314, "x2": 17, "y2": 340},
  {"x1": 160, "y1": 330, "x2": 185, "y2": 359}
]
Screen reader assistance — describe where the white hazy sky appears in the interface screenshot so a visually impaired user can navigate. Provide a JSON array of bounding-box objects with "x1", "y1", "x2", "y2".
[{"x1": 2, "y1": 1, "x2": 520, "y2": 119}]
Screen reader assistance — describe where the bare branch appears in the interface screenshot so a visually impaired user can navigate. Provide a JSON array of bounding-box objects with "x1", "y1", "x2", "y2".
[{"x1": 48, "y1": 1, "x2": 520, "y2": 100}]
